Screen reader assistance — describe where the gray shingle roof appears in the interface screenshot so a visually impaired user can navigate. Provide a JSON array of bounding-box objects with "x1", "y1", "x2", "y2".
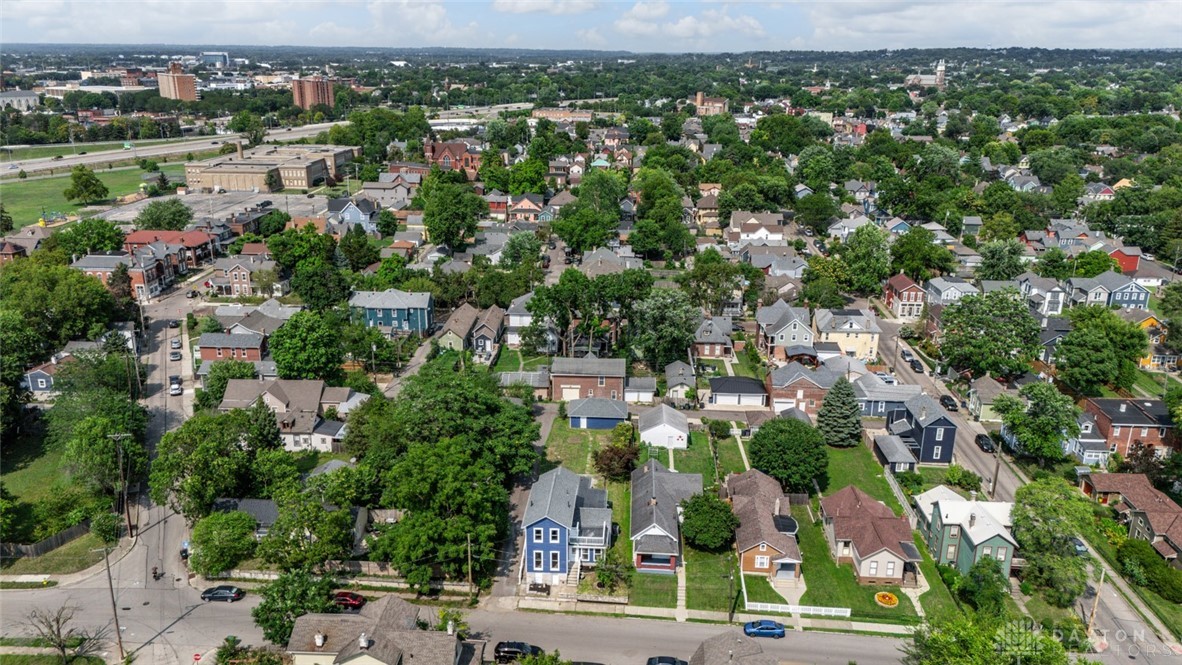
[
  {"x1": 874, "y1": 434, "x2": 917, "y2": 465},
  {"x1": 769, "y1": 361, "x2": 838, "y2": 389},
  {"x1": 198, "y1": 332, "x2": 264, "y2": 349},
  {"x1": 551, "y1": 355, "x2": 626, "y2": 378},
  {"x1": 630, "y1": 459, "x2": 702, "y2": 552},
  {"x1": 213, "y1": 497, "x2": 279, "y2": 527},
  {"x1": 522, "y1": 466, "x2": 608, "y2": 531},
  {"x1": 694, "y1": 317, "x2": 732, "y2": 345},
  {"x1": 567, "y1": 398, "x2": 628, "y2": 420},
  {"x1": 905, "y1": 393, "x2": 948, "y2": 427},
  {"x1": 626, "y1": 376, "x2": 656, "y2": 392},
  {"x1": 690, "y1": 632, "x2": 777, "y2": 665},
  {"x1": 638, "y1": 404, "x2": 689, "y2": 433},
  {"x1": 497, "y1": 368, "x2": 550, "y2": 389},
  {"x1": 853, "y1": 373, "x2": 922, "y2": 402},
  {"x1": 665, "y1": 361, "x2": 695, "y2": 387},
  {"x1": 349, "y1": 289, "x2": 431, "y2": 310},
  {"x1": 814, "y1": 308, "x2": 881, "y2": 334}
]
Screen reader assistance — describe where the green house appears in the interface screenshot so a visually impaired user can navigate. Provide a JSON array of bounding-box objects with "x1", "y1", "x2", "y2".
[{"x1": 914, "y1": 485, "x2": 1018, "y2": 576}]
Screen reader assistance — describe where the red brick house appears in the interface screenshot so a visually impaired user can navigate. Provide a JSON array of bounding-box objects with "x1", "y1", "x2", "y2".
[
  {"x1": 123, "y1": 230, "x2": 218, "y2": 269},
  {"x1": 884, "y1": 273, "x2": 925, "y2": 321},
  {"x1": 550, "y1": 356, "x2": 626, "y2": 401},
  {"x1": 197, "y1": 332, "x2": 266, "y2": 362},
  {"x1": 210, "y1": 255, "x2": 280, "y2": 298},
  {"x1": 1083, "y1": 398, "x2": 1176, "y2": 458},
  {"x1": 71, "y1": 251, "x2": 169, "y2": 300},
  {"x1": 692, "y1": 317, "x2": 733, "y2": 359},
  {"x1": 1109, "y1": 247, "x2": 1142, "y2": 273},
  {"x1": 423, "y1": 141, "x2": 482, "y2": 180},
  {"x1": 1080, "y1": 473, "x2": 1182, "y2": 568},
  {"x1": 766, "y1": 361, "x2": 837, "y2": 416}
]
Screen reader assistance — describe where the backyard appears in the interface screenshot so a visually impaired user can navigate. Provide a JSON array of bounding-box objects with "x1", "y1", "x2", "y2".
[
  {"x1": 0, "y1": 164, "x2": 187, "y2": 229},
  {"x1": 671, "y1": 432, "x2": 718, "y2": 484},
  {"x1": 715, "y1": 432, "x2": 748, "y2": 477},
  {"x1": 825, "y1": 443, "x2": 904, "y2": 515},
  {"x1": 491, "y1": 349, "x2": 550, "y2": 373},
  {"x1": 544, "y1": 420, "x2": 612, "y2": 475}
]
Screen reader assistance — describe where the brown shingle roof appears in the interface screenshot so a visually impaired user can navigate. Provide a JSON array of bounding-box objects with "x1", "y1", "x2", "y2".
[
  {"x1": 1087, "y1": 474, "x2": 1181, "y2": 514},
  {"x1": 821, "y1": 486, "x2": 916, "y2": 560}
]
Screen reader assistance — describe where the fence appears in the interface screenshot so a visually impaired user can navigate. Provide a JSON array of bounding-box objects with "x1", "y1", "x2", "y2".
[
  {"x1": 745, "y1": 601, "x2": 851, "y2": 618},
  {"x1": 785, "y1": 493, "x2": 810, "y2": 506},
  {"x1": 882, "y1": 465, "x2": 919, "y2": 528},
  {"x1": 0, "y1": 520, "x2": 91, "y2": 561}
]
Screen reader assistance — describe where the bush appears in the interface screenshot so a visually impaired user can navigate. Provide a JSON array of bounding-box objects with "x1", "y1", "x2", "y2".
[
  {"x1": 706, "y1": 419, "x2": 731, "y2": 440},
  {"x1": 937, "y1": 563, "x2": 962, "y2": 591},
  {"x1": 681, "y1": 493, "x2": 739, "y2": 552},
  {"x1": 944, "y1": 464, "x2": 982, "y2": 493},
  {"x1": 89, "y1": 512, "x2": 121, "y2": 545},
  {"x1": 1116, "y1": 538, "x2": 1182, "y2": 602},
  {"x1": 1019, "y1": 581, "x2": 1034, "y2": 596},
  {"x1": 895, "y1": 470, "x2": 924, "y2": 495},
  {"x1": 557, "y1": 401, "x2": 567, "y2": 419}
]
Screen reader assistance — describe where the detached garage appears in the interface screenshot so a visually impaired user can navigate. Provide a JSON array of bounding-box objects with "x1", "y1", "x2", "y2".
[
  {"x1": 639, "y1": 404, "x2": 690, "y2": 449},
  {"x1": 707, "y1": 376, "x2": 768, "y2": 409},
  {"x1": 568, "y1": 398, "x2": 629, "y2": 430}
]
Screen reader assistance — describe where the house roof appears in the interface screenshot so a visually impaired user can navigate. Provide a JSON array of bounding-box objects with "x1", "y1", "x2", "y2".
[
  {"x1": 913, "y1": 486, "x2": 1017, "y2": 547},
  {"x1": 349, "y1": 289, "x2": 432, "y2": 310},
  {"x1": 507, "y1": 292, "x2": 533, "y2": 316},
  {"x1": 814, "y1": 308, "x2": 881, "y2": 334},
  {"x1": 627, "y1": 376, "x2": 656, "y2": 392},
  {"x1": 230, "y1": 311, "x2": 285, "y2": 336},
  {"x1": 523, "y1": 465, "x2": 609, "y2": 530},
  {"x1": 551, "y1": 355, "x2": 626, "y2": 378},
  {"x1": 1085, "y1": 473, "x2": 1181, "y2": 516},
  {"x1": 970, "y1": 375, "x2": 1010, "y2": 402},
  {"x1": 874, "y1": 434, "x2": 917, "y2": 466},
  {"x1": 442, "y1": 303, "x2": 480, "y2": 338},
  {"x1": 639, "y1": 404, "x2": 689, "y2": 433},
  {"x1": 886, "y1": 273, "x2": 921, "y2": 292},
  {"x1": 769, "y1": 361, "x2": 838, "y2": 389},
  {"x1": 220, "y1": 378, "x2": 324, "y2": 413},
  {"x1": 852, "y1": 373, "x2": 922, "y2": 403},
  {"x1": 630, "y1": 459, "x2": 702, "y2": 550},
  {"x1": 821, "y1": 486, "x2": 919, "y2": 561},
  {"x1": 472, "y1": 306, "x2": 505, "y2": 336},
  {"x1": 287, "y1": 596, "x2": 454, "y2": 665},
  {"x1": 904, "y1": 393, "x2": 949, "y2": 427},
  {"x1": 665, "y1": 361, "x2": 695, "y2": 387},
  {"x1": 755, "y1": 299, "x2": 810, "y2": 333},
  {"x1": 709, "y1": 376, "x2": 766, "y2": 396},
  {"x1": 727, "y1": 469, "x2": 801, "y2": 562},
  {"x1": 497, "y1": 368, "x2": 550, "y2": 389},
  {"x1": 694, "y1": 317, "x2": 732, "y2": 345},
  {"x1": 213, "y1": 497, "x2": 279, "y2": 527},
  {"x1": 689, "y1": 632, "x2": 778, "y2": 665},
  {"x1": 198, "y1": 332, "x2": 264, "y2": 349},
  {"x1": 1087, "y1": 398, "x2": 1172, "y2": 428},
  {"x1": 567, "y1": 398, "x2": 628, "y2": 420}
]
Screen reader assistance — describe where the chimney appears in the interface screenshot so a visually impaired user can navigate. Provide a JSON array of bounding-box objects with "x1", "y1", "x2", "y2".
[
  {"x1": 358, "y1": 633, "x2": 368, "y2": 650},
  {"x1": 314, "y1": 634, "x2": 325, "y2": 648},
  {"x1": 1119, "y1": 403, "x2": 1127, "y2": 413},
  {"x1": 649, "y1": 497, "x2": 657, "y2": 506},
  {"x1": 969, "y1": 490, "x2": 978, "y2": 501},
  {"x1": 236, "y1": 141, "x2": 244, "y2": 159},
  {"x1": 969, "y1": 513, "x2": 977, "y2": 528},
  {"x1": 447, "y1": 620, "x2": 455, "y2": 636},
  {"x1": 695, "y1": 91, "x2": 704, "y2": 107}
]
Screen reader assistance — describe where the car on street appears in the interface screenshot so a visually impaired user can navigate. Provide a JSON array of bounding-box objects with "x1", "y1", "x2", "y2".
[
  {"x1": 494, "y1": 642, "x2": 544, "y2": 663},
  {"x1": 168, "y1": 319, "x2": 180, "y2": 329},
  {"x1": 541, "y1": 255, "x2": 551, "y2": 269},
  {"x1": 200, "y1": 585, "x2": 244, "y2": 602},
  {"x1": 170, "y1": 338, "x2": 182, "y2": 349},
  {"x1": 169, "y1": 350, "x2": 183, "y2": 361},
  {"x1": 743, "y1": 619, "x2": 786, "y2": 638},
  {"x1": 909, "y1": 358, "x2": 925, "y2": 373},
  {"x1": 814, "y1": 241, "x2": 828, "y2": 255},
  {"x1": 332, "y1": 591, "x2": 366, "y2": 610},
  {"x1": 1071, "y1": 537, "x2": 1090, "y2": 557},
  {"x1": 975, "y1": 434, "x2": 996, "y2": 453},
  {"x1": 645, "y1": 658, "x2": 688, "y2": 665},
  {"x1": 900, "y1": 349, "x2": 914, "y2": 362},
  {"x1": 939, "y1": 395, "x2": 959, "y2": 411},
  {"x1": 169, "y1": 382, "x2": 183, "y2": 396},
  {"x1": 548, "y1": 240, "x2": 556, "y2": 250},
  {"x1": 803, "y1": 227, "x2": 814, "y2": 237}
]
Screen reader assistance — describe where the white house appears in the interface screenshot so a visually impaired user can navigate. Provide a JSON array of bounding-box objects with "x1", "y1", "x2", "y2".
[{"x1": 639, "y1": 404, "x2": 690, "y2": 449}]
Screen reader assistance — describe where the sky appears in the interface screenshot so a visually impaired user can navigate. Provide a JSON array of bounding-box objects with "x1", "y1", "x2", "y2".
[{"x1": 3, "y1": 0, "x2": 1180, "y2": 53}]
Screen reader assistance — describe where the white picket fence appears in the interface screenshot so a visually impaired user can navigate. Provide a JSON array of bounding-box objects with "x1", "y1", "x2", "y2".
[{"x1": 745, "y1": 601, "x2": 851, "y2": 618}]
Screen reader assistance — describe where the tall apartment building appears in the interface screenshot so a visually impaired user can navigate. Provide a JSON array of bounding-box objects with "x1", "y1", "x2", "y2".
[
  {"x1": 292, "y1": 77, "x2": 335, "y2": 110},
  {"x1": 158, "y1": 62, "x2": 197, "y2": 102}
]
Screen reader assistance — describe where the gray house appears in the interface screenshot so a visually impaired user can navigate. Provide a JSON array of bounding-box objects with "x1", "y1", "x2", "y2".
[
  {"x1": 327, "y1": 196, "x2": 380, "y2": 234},
  {"x1": 853, "y1": 373, "x2": 922, "y2": 417}
]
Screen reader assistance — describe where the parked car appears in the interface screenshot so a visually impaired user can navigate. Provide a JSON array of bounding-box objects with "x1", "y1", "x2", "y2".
[
  {"x1": 743, "y1": 620, "x2": 786, "y2": 639},
  {"x1": 541, "y1": 255, "x2": 551, "y2": 269},
  {"x1": 494, "y1": 642, "x2": 543, "y2": 663},
  {"x1": 548, "y1": 240, "x2": 556, "y2": 250},
  {"x1": 645, "y1": 658, "x2": 688, "y2": 665},
  {"x1": 170, "y1": 375, "x2": 182, "y2": 386},
  {"x1": 815, "y1": 241, "x2": 828, "y2": 255},
  {"x1": 939, "y1": 395, "x2": 959, "y2": 411},
  {"x1": 186, "y1": 289, "x2": 198, "y2": 299},
  {"x1": 332, "y1": 591, "x2": 366, "y2": 610},
  {"x1": 169, "y1": 383, "x2": 183, "y2": 396},
  {"x1": 1071, "y1": 537, "x2": 1089, "y2": 557},
  {"x1": 200, "y1": 585, "x2": 244, "y2": 602},
  {"x1": 803, "y1": 227, "x2": 814, "y2": 237},
  {"x1": 170, "y1": 338, "x2": 182, "y2": 349},
  {"x1": 909, "y1": 358, "x2": 925, "y2": 374},
  {"x1": 975, "y1": 434, "x2": 996, "y2": 453},
  {"x1": 168, "y1": 319, "x2": 180, "y2": 329},
  {"x1": 169, "y1": 350, "x2": 182, "y2": 361},
  {"x1": 900, "y1": 349, "x2": 914, "y2": 362}
]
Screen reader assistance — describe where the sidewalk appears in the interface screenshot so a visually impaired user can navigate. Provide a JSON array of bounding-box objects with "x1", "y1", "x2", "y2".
[{"x1": 0, "y1": 535, "x2": 136, "y2": 586}]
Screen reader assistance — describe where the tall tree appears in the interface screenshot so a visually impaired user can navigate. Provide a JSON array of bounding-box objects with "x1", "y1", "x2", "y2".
[
  {"x1": 45, "y1": 218, "x2": 124, "y2": 256},
  {"x1": 976, "y1": 239, "x2": 1027, "y2": 281},
  {"x1": 290, "y1": 256, "x2": 350, "y2": 311},
  {"x1": 816, "y1": 377, "x2": 862, "y2": 448},
  {"x1": 890, "y1": 227, "x2": 956, "y2": 282},
  {"x1": 1053, "y1": 326, "x2": 1119, "y2": 396},
  {"x1": 337, "y1": 224, "x2": 379, "y2": 271},
  {"x1": 992, "y1": 382, "x2": 1080, "y2": 466},
  {"x1": 257, "y1": 487, "x2": 355, "y2": 570},
  {"x1": 0, "y1": 204, "x2": 12, "y2": 234},
  {"x1": 62, "y1": 165, "x2": 108, "y2": 204},
  {"x1": 62, "y1": 414, "x2": 149, "y2": 496},
  {"x1": 133, "y1": 198, "x2": 193, "y2": 231},
  {"x1": 269, "y1": 310, "x2": 345, "y2": 383},
  {"x1": 228, "y1": 110, "x2": 266, "y2": 146},
  {"x1": 189, "y1": 511, "x2": 258, "y2": 577},
  {"x1": 194, "y1": 360, "x2": 255, "y2": 411},
  {"x1": 748, "y1": 418, "x2": 829, "y2": 493},
  {"x1": 149, "y1": 410, "x2": 251, "y2": 522},
  {"x1": 1061, "y1": 305, "x2": 1148, "y2": 392},
  {"x1": 1033, "y1": 247, "x2": 1072, "y2": 281},
  {"x1": 680, "y1": 493, "x2": 740, "y2": 552},
  {"x1": 939, "y1": 291, "x2": 1040, "y2": 379},
  {"x1": 1011, "y1": 478, "x2": 1092, "y2": 607},
  {"x1": 422, "y1": 181, "x2": 486, "y2": 250},
  {"x1": 630, "y1": 289, "x2": 698, "y2": 369},
  {"x1": 266, "y1": 225, "x2": 336, "y2": 271},
  {"x1": 251, "y1": 570, "x2": 338, "y2": 645},
  {"x1": 1072, "y1": 250, "x2": 1120, "y2": 278},
  {"x1": 677, "y1": 248, "x2": 742, "y2": 316},
  {"x1": 837, "y1": 224, "x2": 891, "y2": 296}
]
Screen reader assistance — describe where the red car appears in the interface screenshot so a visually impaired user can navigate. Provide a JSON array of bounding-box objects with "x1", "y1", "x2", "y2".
[{"x1": 332, "y1": 591, "x2": 366, "y2": 610}]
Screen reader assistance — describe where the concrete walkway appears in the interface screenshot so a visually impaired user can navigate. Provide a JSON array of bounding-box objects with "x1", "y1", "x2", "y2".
[
  {"x1": 674, "y1": 566, "x2": 689, "y2": 622},
  {"x1": 667, "y1": 448, "x2": 676, "y2": 471},
  {"x1": 900, "y1": 568, "x2": 930, "y2": 618},
  {"x1": 733, "y1": 425, "x2": 751, "y2": 471}
]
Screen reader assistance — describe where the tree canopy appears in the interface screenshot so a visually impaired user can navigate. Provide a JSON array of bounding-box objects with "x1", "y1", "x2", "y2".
[{"x1": 747, "y1": 418, "x2": 829, "y2": 493}]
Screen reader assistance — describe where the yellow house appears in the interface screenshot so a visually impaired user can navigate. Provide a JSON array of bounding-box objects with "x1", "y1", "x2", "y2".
[
  {"x1": 813, "y1": 308, "x2": 882, "y2": 362},
  {"x1": 1116, "y1": 308, "x2": 1178, "y2": 370},
  {"x1": 287, "y1": 596, "x2": 462, "y2": 665}
]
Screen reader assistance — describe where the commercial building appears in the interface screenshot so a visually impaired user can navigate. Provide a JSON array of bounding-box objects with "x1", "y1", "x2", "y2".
[
  {"x1": 158, "y1": 62, "x2": 197, "y2": 102},
  {"x1": 292, "y1": 77, "x2": 335, "y2": 110},
  {"x1": 184, "y1": 144, "x2": 356, "y2": 193},
  {"x1": 198, "y1": 51, "x2": 230, "y2": 69}
]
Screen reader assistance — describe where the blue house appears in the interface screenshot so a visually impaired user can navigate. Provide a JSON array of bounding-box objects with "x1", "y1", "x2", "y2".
[
  {"x1": 327, "y1": 196, "x2": 380, "y2": 234},
  {"x1": 852, "y1": 373, "x2": 922, "y2": 417},
  {"x1": 348, "y1": 289, "x2": 434, "y2": 335},
  {"x1": 568, "y1": 398, "x2": 628, "y2": 430},
  {"x1": 887, "y1": 394, "x2": 956, "y2": 464},
  {"x1": 523, "y1": 466, "x2": 613, "y2": 585}
]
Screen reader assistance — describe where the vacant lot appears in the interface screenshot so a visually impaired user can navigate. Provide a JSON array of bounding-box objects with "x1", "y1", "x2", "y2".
[
  {"x1": 684, "y1": 546, "x2": 739, "y2": 613},
  {"x1": 0, "y1": 165, "x2": 185, "y2": 229},
  {"x1": 544, "y1": 420, "x2": 613, "y2": 475}
]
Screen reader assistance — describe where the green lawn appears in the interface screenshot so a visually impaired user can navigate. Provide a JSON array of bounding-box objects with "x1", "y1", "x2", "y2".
[
  {"x1": 698, "y1": 359, "x2": 726, "y2": 376},
  {"x1": 294, "y1": 451, "x2": 352, "y2": 474},
  {"x1": 1, "y1": 137, "x2": 199, "y2": 161},
  {"x1": 0, "y1": 165, "x2": 185, "y2": 229},
  {"x1": 0, "y1": 656, "x2": 105, "y2": 665},
  {"x1": 917, "y1": 467, "x2": 969, "y2": 497},
  {"x1": 825, "y1": 444, "x2": 904, "y2": 515},
  {"x1": 1023, "y1": 594, "x2": 1074, "y2": 628},
  {"x1": 629, "y1": 572, "x2": 678, "y2": 608},
  {"x1": 492, "y1": 349, "x2": 523, "y2": 372},
  {"x1": 0, "y1": 431, "x2": 62, "y2": 505},
  {"x1": 672, "y1": 432, "x2": 718, "y2": 485},
  {"x1": 544, "y1": 420, "x2": 611, "y2": 475},
  {"x1": 1133, "y1": 370, "x2": 1167, "y2": 396},
  {"x1": 716, "y1": 434, "x2": 748, "y2": 476},
  {"x1": 743, "y1": 575, "x2": 788, "y2": 605},
  {"x1": 794, "y1": 506, "x2": 920, "y2": 623},
  {"x1": 0, "y1": 533, "x2": 106, "y2": 575},
  {"x1": 684, "y1": 547, "x2": 739, "y2": 613},
  {"x1": 913, "y1": 534, "x2": 962, "y2": 619}
]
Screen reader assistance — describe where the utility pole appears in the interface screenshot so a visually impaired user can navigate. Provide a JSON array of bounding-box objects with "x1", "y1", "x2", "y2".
[
  {"x1": 1087, "y1": 567, "x2": 1106, "y2": 636},
  {"x1": 990, "y1": 445, "x2": 1002, "y2": 499},
  {"x1": 466, "y1": 533, "x2": 474, "y2": 596},
  {"x1": 101, "y1": 545, "x2": 126, "y2": 661},
  {"x1": 108, "y1": 433, "x2": 134, "y2": 535}
]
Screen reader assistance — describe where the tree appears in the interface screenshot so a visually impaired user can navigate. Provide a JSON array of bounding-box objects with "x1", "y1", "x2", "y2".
[
  {"x1": 748, "y1": 418, "x2": 828, "y2": 493},
  {"x1": 1033, "y1": 248, "x2": 1072, "y2": 281},
  {"x1": 24, "y1": 605, "x2": 108, "y2": 665},
  {"x1": 0, "y1": 204, "x2": 12, "y2": 234},
  {"x1": 0, "y1": 261, "x2": 116, "y2": 353},
  {"x1": 630, "y1": 290, "x2": 698, "y2": 369},
  {"x1": 134, "y1": 198, "x2": 193, "y2": 231},
  {"x1": 677, "y1": 248, "x2": 742, "y2": 316},
  {"x1": 245, "y1": 397, "x2": 283, "y2": 453},
  {"x1": 63, "y1": 415, "x2": 149, "y2": 496},
  {"x1": 680, "y1": 493, "x2": 740, "y2": 552},
  {"x1": 266, "y1": 225, "x2": 336, "y2": 271},
  {"x1": 891, "y1": 227, "x2": 956, "y2": 282},
  {"x1": 992, "y1": 382, "x2": 1080, "y2": 466},
  {"x1": 337, "y1": 224, "x2": 379, "y2": 272},
  {"x1": 794, "y1": 193, "x2": 837, "y2": 233},
  {"x1": 1053, "y1": 326, "x2": 1118, "y2": 396},
  {"x1": 902, "y1": 614, "x2": 1072, "y2": 665},
  {"x1": 957, "y1": 557, "x2": 1009, "y2": 617},
  {"x1": 837, "y1": 224, "x2": 891, "y2": 295},
  {"x1": 46, "y1": 218, "x2": 124, "y2": 256},
  {"x1": 257, "y1": 488, "x2": 355, "y2": 570},
  {"x1": 189, "y1": 511, "x2": 258, "y2": 576},
  {"x1": 976, "y1": 239, "x2": 1027, "y2": 281},
  {"x1": 500, "y1": 232, "x2": 542, "y2": 269},
  {"x1": 228, "y1": 110, "x2": 266, "y2": 146},
  {"x1": 594, "y1": 546, "x2": 632, "y2": 595},
  {"x1": 194, "y1": 360, "x2": 255, "y2": 411},
  {"x1": 816, "y1": 377, "x2": 861, "y2": 448},
  {"x1": 939, "y1": 292, "x2": 1040, "y2": 379},
  {"x1": 594, "y1": 424, "x2": 641, "y2": 481},
  {"x1": 1060, "y1": 305, "x2": 1148, "y2": 392},
  {"x1": 258, "y1": 210, "x2": 291, "y2": 237},
  {"x1": 90, "y1": 511, "x2": 120, "y2": 545},
  {"x1": 46, "y1": 388, "x2": 147, "y2": 452},
  {"x1": 62, "y1": 165, "x2": 108, "y2": 203},
  {"x1": 521, "y1": 652, "x2": 573, "y2": 665},
  {"x1": 289, "y1": 255, "x2": 350, "y2": 308},
  {"x1": 551, "y1": 201, "x2": 618, "y2": 254},
  {"x1": 1012, "y1": 478, "x2": 1093, "y2": 607},
  {"x1": 509, "y1": 158, "x2": 548, "y2": 195},
  {"x1": 1072, "y1": 250, "x2": 1120, "y2": 278},
  {"x1": 422, "y1": 182, "x2": 486, "y2": 250},
  {"x1": 269, "y1": 310, "x2": 345, "y2": 383},
  {"x1": 149, "y1": 411, "x2": 251, "y2": 521},
  {"x1": 251, "y1": 569, "x2": 338, "y2": 645},
  {"x1": 377, "y1": 208, "x2": 399, "y2": 236}
]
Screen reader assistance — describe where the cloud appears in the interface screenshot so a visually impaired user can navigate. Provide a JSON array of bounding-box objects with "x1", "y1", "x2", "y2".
[
  {"x1": 491, "y1": 0, "x2": 598, "y2": 14},
  {"x1": 615, "y1": 1, "x2": 762, "y2": 44},
  {"x1": 577, "y1": 27, "x2": 607, "y2": 46},
  {"x1": 613, "y1": 0, "x2": 670, "y2": 35}
]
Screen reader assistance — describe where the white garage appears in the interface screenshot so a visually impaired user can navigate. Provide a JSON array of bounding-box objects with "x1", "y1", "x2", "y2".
[
  {"x1": 707, "y1": 376, "x2": 768, "y2": 409},
  {"x1": 639, "y1": 404, "x2": 690, "y2": 449}
]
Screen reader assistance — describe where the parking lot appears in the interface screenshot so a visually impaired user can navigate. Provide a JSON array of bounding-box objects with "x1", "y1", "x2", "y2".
[{"x1": 98, "y1": 190, "x2": 332, "y2": 223}]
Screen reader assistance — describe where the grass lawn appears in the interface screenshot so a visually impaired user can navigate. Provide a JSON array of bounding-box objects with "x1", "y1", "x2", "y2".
[
  {"x1": 684, "y1": 546, "x2": 739, "y2": 613},
  {"x1": 492, "y1": 349, "x2": 523, "y2": 372},
  {"x1": 629, "y1": 572, "x2": 678, "y2": 608},
  {"x1": 1023, "y1": 594, "x2": 1074, "y2": 628},
  {"x1": 0, "y1": 164, "x2": 185, "y2": 228},
  {"x1": 732, "y1": 353, "x2": 766, "y2": 380},
  {"x1": 672, "y1": 432, "x2": 718, "y2": 484},
  {"x1": 294, "y1": 450, "x2": 352, "y2": 474},
  {"x1": 698, "y1": 359, "x2": 726, "y2": 376},
  {"x1": 0, "y1": 431, "x2": 62, "y2": 505},
  {"x1": 544, "y1": 420, "x2": 611, "y2": 475},
  {"x1": 0, "y1": 533, "x2": 106, "y2": 575},
  {"x1": 716, "y1": 434, "x2": 748, "y2": 475},
  {"x1": 1133, "y1": 370, "x2": 1167, "y2": 396},
  {"x1": 916, "y1": 467, "x2": 969, "y2": 497},
  {"x1": 825, "y1": 444, "x2": 904, "y2": 515},
  {"x1": 794, "y1": 506, "x2": 920, "y2": 624},
  {"x1": 523, "y1": 355, "x2": 550, "y2": 370},
  {"x1": 913, "y1": 534, "x2": 961, "y2": 619},
  {"x1": 0, "y1": 656, "x2": 105, "y2": 665},
  {"x1": 743, "y1": 575, "x2": 788, "y2": 605}
]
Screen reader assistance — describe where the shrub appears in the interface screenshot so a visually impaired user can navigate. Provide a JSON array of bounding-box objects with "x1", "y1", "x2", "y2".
[
  {"x1": 706, "y1": 419, "x2": 731, "y2": 440},
  {"x1": 1019, "y1": 581, "x2": 1034, "y2": 596},
  {"x1": 944, "y1": 464, "x2": 982, "y2": 492},
  {"x1": 557, "y1": 401, "x2": 567, "y2": 419},
  {"x1": 895, "y1": 471, "x2": 924, "y2": 495},
  {"x1": 937, "y1": 563, "x2": 962, "y2": 591},
  {"x1": 89, "y1": 512, "x2": 121, "y2": 545}
]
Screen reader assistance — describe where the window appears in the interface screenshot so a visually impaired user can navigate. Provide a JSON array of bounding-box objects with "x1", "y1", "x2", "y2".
[
  {"x1": 550, "y1": 528, "x2": 560, "y2": 543},
  {"x1": 936, "y1": 428, "x2": 945, "y2": 441},
  {"x1": 946, "y1": 544, "x2": 957, "y2": 560},
  {"x1": 932, "y1": 446, "x2": 942, "y2": 459},
  {"x1": 550, "y1": 551, "x2": 560, "y2": 571},
  {"x1": 759, "y1": 543, "x2": 767, "y2": 552},
  {"x1": 949, "y1": 526, "x2": 960, "y2": 538},
  {"x1": 869, "y1": 561, "x2": 878, "y2": 575},
  {"x1": 1113, "y1": 426, "x2": 1122, "y2": 435},
  {"x1": 611, "y1": 390, "x2": 618, "y2": 400},
  {"x1": 996, "y1": 547, "x2": 1007, "y2": 561},
  {"x1": 1141, "y1": 427, "x2": 1149, "y2": 437},
  {"x1": 886, "y1": 561, "x2": 895, "y2": 577},
  {"x1": 598, "y1": 375, "x2": 605, "y2": 387},
  {"x1": 754, "y1": 556, "x2": 770, "y2": 569},
  {"x1": 982, "y1": 546, "x2": 992, "y2": 559},
  {"x1": 216, "y1": 348, "x2": 223, "y2": 358},
  {"x1": 533, "y1": 528, "x2": 543, "y2": 543},
  {"x1": 533, "y1": 551, "x2": 543, "y2": 570},
  {"x1": 36, "y1": 379, "x2": 47, "y2": 388}
]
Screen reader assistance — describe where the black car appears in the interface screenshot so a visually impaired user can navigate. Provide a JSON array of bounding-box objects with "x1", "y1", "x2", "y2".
[
  {"x1": 975, "y1": 434, "x2": 996, "y2": 453},
  {"x1": 548, "y1": 240, "x2": 556, "y2": 250},
  {"x1": 200, "y1": 585, "x2": 244, "y2": 602},
  {"x1": 645, "y1": 658, "x2": 688, "y2": 665},
  {"x1": 493, "y1": 642, "x2": 543, "y2": 663},
  {"x1": 909, "y1": 358, "x2": 925, "y2": 374},
  {"x1": 939, "y1": 395, "x2": 959, "y2": 411},
  {"x1": 168, "y1": 319, "x2": 180, "y2": 329}
]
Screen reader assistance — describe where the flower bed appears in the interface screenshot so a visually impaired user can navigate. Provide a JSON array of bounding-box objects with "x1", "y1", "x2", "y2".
[{"x1": 875, "y1": 591, "x2": 899, "y2": 608}]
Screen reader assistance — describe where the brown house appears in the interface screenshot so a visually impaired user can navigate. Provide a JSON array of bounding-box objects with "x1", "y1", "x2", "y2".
[
  {"x1": 724, "y1": 470, "x2": 802, "y2": 584},
  {"x1": 550, "y1": 355, "x2": 626, "y2": 402},
  {"x1": 820, "y1": 486, "x2": 920, "y2": 586},
  {"x1": 0, "y1": 240, "x2": 27, "y2": 264},
  {"x1": 197, "y1": 332, "x2": 266, "y2": 362},
  {"x1": 884, "y1": 273, "x2": 925, "y2": 321},
  {"x1": 1081, "y1": 473, "x2": 1182, "y2": 569},
  {"x1": 423, "y1": 141, "x2": 482, "y2": 180},
  {"x1": 1082, "y1": 398, "x2": 1176, "y2": 458}
]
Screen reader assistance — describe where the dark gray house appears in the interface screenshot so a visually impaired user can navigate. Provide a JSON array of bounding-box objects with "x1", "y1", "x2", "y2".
[
  {"x1": 852, "y1": 373, "x2": 922, "y2": 416},
  {"x1": 886, "y1": 394, "x2": 956, "y2": 464}
]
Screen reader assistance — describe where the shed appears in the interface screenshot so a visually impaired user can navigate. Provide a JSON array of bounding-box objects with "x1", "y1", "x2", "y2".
[
  {"x1": 874, "y1": 434, "x2": 918, "y2": 473},
  {"x1": 638, "y1": 404, "x2": 690, "y2": 449},
  {"x1": 568, "y1": 398, "x2": 629, "y2": 429}
]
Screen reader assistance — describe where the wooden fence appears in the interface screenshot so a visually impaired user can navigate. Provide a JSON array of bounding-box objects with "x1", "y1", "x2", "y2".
[{"x1": 0, "y1": 520, "x2": 91, "y2": 560}]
